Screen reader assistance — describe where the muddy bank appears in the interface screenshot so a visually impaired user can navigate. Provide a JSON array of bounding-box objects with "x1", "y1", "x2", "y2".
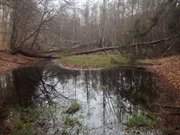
[{"x1": 0, "y1": 52, "x2": 40, "y2": 73}]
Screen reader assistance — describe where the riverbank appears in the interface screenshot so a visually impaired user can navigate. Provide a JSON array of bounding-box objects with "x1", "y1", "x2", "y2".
[
  {"x1": 60, "y1": 54, "x2": 180, "y2": 91},
  {"x1": 0, "y1": 52, "x2": 39, "y2": 73},
  {"x1": 0, "y1": 52, "x2": 179, "y2": 91},
  {"x1": 145, "y1": 55, "x2": 180, "y2": 91},
  {"x1": 145, "y1": 55, "x2": 180, "y2": 135}
]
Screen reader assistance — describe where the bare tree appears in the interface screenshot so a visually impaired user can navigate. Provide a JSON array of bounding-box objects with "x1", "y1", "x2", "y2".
[
  {"x1": 0, "y1": 0, "x2": 12, "y2": 50},
  {"x1": 1, "y1": 0, "x2": 179, "y2": 56},
  {"x1": 10, "y1": 0, "x2": 55, "y2": 54}
]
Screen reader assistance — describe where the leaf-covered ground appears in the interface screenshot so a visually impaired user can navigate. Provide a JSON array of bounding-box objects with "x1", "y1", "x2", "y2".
[
  {"x1": 146, "y1": 55, "x2": 180, "y2": 91},
  {"x1": 0, "y1": 52, "x2": 38, "y2": 73},
  {"x1": 143, "y1": 55, "x2": 180, "y2": 135}
]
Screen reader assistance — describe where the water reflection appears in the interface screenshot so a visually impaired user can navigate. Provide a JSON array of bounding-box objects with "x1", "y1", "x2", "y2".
[{"x1": 0, "y1": 65, "x2": 161, "y2": 135}]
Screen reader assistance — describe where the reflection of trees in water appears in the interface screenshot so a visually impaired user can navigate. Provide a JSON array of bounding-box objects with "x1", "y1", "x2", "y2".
[
  {"x1": 101, "y1": 68, "x2": 158, "y2": 110},
  {"x1": 83, "y1": 71, "x2": 100, "y2": 102},
  {"x1": 41, "y1": 66, "x2": 80, "y2": 102},
  {"x1": 79, "y1": 68, "x2": 158, "y2": 135},
  {"x1": 12, "y1": 67, "x2": 43, "y2": 106},
  {"x1": 0, "y1": 67, "x2": 44, "y2": 107},
  {"x1": 0, "y1": 72, "x2": 14, "y2": 106},
  {"x1": 0, "y1": 67, "x2": 43, "y2": 134},
  {"x1": 44, "y1": 65, "x2": 80, "y2": 85},
  {"x1": 51, "y1": 68, "x2": 158, "y2": 135},
  {"x1": 0, "y1": 66, "x2": 158, "y2": 110},
  {"x1": 54, "y1": 68, "x2": 156, "y2": 110},
  {"x1": 0, "y1": 72, "x2": 14, "y2": 131},
  {"x1": 0, "y1": 66, "x2": 160, "y2": 135}
]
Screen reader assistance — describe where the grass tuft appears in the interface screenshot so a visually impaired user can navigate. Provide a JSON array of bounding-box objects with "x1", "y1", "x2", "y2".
[
  {"x1": 64, "y1": 116, "x2": 81, "y2": 127},
  {"x1": 65, "y1": 101, "x2": 81, "y2": 114},
  {"x1": 127, "y1": 113, "x2": 157, "y2": 128}
]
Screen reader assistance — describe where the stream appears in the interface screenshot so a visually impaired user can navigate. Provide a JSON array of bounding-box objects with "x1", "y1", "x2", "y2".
[{"x1": 0, "y1": 63, "x2": 177, "y2": 135}]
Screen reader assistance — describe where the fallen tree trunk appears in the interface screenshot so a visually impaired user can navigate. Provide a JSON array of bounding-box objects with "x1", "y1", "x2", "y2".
[
  {"x1": 131, "y1": 34, "x2": 178, "y2": 46},
  {"x1": 72, "y1": 34, "x2": 180, "y2": 55},
  {"x1": 72, "y1": 46, "x2": 120, "y2": 55},
  {"x1": 39, "y1": 49, "x2": 63, "y2": 54},
  {"x1": 13, "y1": 49, "x2": 60, "y2": 59}
]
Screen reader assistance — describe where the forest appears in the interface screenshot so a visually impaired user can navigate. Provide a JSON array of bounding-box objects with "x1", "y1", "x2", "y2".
[
  {"x1": 0, "y1": 0, "x2": 180, "y2": 135},
  {"x1": 0, "y1": 0, "x2": 179, "y2": 55}
]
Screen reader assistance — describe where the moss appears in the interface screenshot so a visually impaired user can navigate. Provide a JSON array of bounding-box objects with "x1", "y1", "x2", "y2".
[
  {"x1": 61, "y1": 54, "x2": 130, "y2": 69},
  {"x1": 127, "y1": 113, "x2": 158, "y2": 128},
  {"x1": 65, "y1": 101, "x2": 81, "y2": 114},
  {"x1": 8, "y1": 105, "x2": 57, "y2": 135},
  {"x1": 8, "y1": 107, "x2": 38, "y2": 135},
  {"x1": 64, "y1": 116, "x2": 81, "y2": 127},
  {"x1": 13, "y1": 122, "x2": 35, "y2": 135}
]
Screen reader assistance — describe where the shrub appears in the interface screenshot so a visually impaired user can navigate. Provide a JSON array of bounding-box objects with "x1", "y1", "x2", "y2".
[{"x1": 127, "y1": 113, "x2": 157, "y2": 128}]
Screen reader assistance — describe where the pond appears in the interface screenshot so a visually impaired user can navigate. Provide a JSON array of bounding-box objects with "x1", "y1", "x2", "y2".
[{"x1": 0, "y1": 64, "x2": 172, "y2": 135}]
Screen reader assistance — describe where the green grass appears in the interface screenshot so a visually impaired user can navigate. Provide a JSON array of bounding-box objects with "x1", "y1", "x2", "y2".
[
  {"x1": 65, "y1": 101, "x2": 81, "y2": 114},
  {"x1": 64, "y1": 116, "x2": 81, "y2": 127},
  {"x1": 13, "y1": 123, "x2": 35, "y2": 135},
  {"x1": 10, "y1": 107, "x2": 39, "y2": 135},
  {"x1": 9, "y1": 106, "x2": 57, "y2": 135},
  {"x1": 61, "y1": 54, "x2": 130, "y2": 69},
  {"x1": 127, "y1": 113, "x2": 158, "y2": 128}
]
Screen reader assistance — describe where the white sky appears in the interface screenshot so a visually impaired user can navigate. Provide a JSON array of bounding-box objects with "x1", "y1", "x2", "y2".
[{"x1": 52, "y1": 0, "x2": 100, "y2": 8}]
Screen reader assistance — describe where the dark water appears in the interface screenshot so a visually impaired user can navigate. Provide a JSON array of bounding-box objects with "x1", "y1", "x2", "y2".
[{"x1": 0, "y1": 65, "x2": 163, "y2": 135}]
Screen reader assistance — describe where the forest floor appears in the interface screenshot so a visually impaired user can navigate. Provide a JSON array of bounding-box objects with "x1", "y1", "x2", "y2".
[
  {"x1": 145, "y1": 55, "x2": 180, "y2": 91},
  {"x1": 145, "y1": 55, "x2": 180, "y2": 135},
  {"x1": 0, "y1": 52, "x2": 39, "y2": 73}
]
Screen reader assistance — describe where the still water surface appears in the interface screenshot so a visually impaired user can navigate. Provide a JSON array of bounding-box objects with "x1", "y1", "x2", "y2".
[{"x1": 0, "y1": 65, "x2": 162, "y2": 135}]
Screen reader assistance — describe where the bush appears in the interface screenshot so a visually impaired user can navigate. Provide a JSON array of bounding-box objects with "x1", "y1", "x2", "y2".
[
  {"x1": 127, "y1": 113, "x2": 157, "y2": 128},
  {"x1": 64, "y1": 116, "x2": 81, "y2": 127}
]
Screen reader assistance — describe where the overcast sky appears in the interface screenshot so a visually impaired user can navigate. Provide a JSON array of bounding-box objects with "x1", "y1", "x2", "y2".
[{"x1": 52, "y1": 0, "x2": 100, "y2": 8}]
